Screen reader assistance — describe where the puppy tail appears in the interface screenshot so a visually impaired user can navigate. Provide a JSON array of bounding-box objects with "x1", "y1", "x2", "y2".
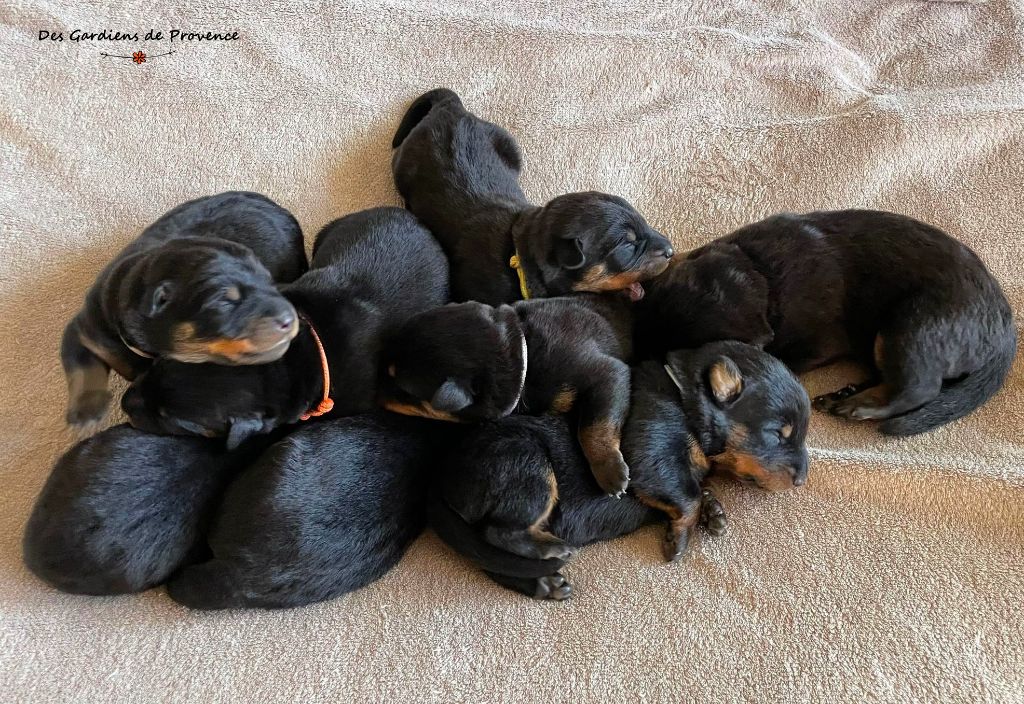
[
  {"x1": 391, "y1": 88, "x2": 463, "y2": 149},
  {"x1": 165, "y1": 561, "x2": 249, "y2": 610},
  {"x1": 428, "y1": 499, "x2": 566, "y2": 579},
  {"x1": 880, "y1": 327, "x2": 1017, "y2": 436}
]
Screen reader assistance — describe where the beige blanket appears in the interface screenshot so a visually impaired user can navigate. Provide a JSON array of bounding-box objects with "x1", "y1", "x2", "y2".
[{"x1": 2, "y1": 1, "x2": 1022, "y2": 702}]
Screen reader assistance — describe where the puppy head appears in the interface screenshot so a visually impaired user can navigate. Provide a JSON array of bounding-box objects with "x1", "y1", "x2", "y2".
[
  {"x1": 125, "y1": 238, "x2": 298, "y2": 364},
  {"x1": 667, "y1": 341, "x2": 810, "y2": 491},
  {"x1": 657, "y1": 248, "x2": 774, "y2": 348},
  {"x1": 121, "y1": 360, "x2": 274, "y2": 449},
  {"x1": 379, "y1": 302, "x2": 527, "y2": 422},
  {"x1": 531, "y1": 192, "x2": 673, "y2": 300}
]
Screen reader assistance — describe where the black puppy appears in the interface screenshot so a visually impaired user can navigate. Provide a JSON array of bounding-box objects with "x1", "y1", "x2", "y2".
[
  {"x1": 22, "y1": 424, "x2": 275, "y2": 595},
  {"x1": 392, "y1": 88, "x2": 674, "y2": 304},
  {"x1": 380, "y1": 294, "x2": 636, "y2": 496},
  {"x1": 636, "y1": 210, "x2": 1017, "y2": 435},
  {"x1": 431, "y1": 341, "x2": 811, "y2": 599},
  {"x1": 121, "y1": 207, "x2": 449, "y2": 447},
  {"x1": 167, "y1": 413, "x2": 458, "y2": 609},
  {"x1": 61, "y1": 191, "x2": 306, "y2": 427}
]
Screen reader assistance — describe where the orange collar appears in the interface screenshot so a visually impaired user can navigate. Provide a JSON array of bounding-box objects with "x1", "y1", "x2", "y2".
[{"x1": 300, "y1": 315, "x2": 335, "y2": 421}]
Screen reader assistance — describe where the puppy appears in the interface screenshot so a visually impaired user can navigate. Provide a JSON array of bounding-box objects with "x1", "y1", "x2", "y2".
[
  {"x1": 391, "y1": 88, "x2": 674, "y2": 304},
  {"x1": 121, "y1": 207, "x2": 449, "y2": 447},
  {"x1": 61, "y1": 191, "x2": 306, "y2": 427},
  {"x1": 380, "y1": 294, "x2": 636, "y2": 495},
  {"x1": 431, "y1": 341, "x2": 811, "y2": 600},
  {"x1": 22, "y1": 424, "x2": 275, "y2": 595},
  {"x1": 636, "y1": 210, "x2": 1017, "y2": 435},
  {"x1": 166, "y1": 413, "x2": 459, "y2": 610}
]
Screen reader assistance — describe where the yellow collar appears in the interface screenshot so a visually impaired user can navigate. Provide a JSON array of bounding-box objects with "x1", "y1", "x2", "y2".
[{"x1": 509, "y1": 252, "x2": 531, "y2": 300}]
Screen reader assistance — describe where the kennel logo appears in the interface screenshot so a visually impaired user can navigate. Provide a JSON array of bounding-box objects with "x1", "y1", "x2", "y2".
[{"x1": 38, "y1": 28, "x2": 240, "y2": 64}]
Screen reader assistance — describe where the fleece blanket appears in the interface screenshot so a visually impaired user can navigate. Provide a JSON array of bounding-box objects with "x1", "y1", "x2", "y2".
[{"x1": 1, "y1": 1, "x2": 1022, "y2": 702}]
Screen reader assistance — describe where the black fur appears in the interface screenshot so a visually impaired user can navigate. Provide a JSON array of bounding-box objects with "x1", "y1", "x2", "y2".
[
  {"x1": 636, "y1": 210, "x2": 1017, "y2": 435},
  {"x1": 431, "y1": 342, "x2": 810, "y2": 599},
  {"x1": 166, "y1": 413, "x2": 459, "y2": 610},
  {"x1": 392, "y1": 88, "x2": 674, "y2": 304},
  {"x1": 22, "y1": 425, "x2": 275, "y2": 595},
  {"x1": 121, "y1": 207, "x2": 449, "y2": 447},
  {"x1": 380, "y1": 293, "x2": 637, "y2": 495},
  {"x1": 61, "y1": 191, "x2": 306, "y2": 427}
]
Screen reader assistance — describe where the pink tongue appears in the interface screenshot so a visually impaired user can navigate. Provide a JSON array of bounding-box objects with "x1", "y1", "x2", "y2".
[{"x1": 627, "y1": 282, "x2": 645, "y2": 302}]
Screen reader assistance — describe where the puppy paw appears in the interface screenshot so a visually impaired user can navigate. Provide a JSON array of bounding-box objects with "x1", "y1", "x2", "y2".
[
  {"x1": 66, "y1": 390, "x2": 112, "y2": 427},
  {"x1": 591, "y1": 455, "x2": 630, "y2": 497},
  {"x1": 662, "y1": 525, "x2": 691, "y2": 562},
  {"x1": 534, "y1": 573, "x2": 572, "y2": 601},
  {"x1": 700, "y1": 490, "x2": 728, "y2": 537},
  {"x1": 537, "y1": 540, "x2": 575, "y2": 562},
  {"x1": 812, "y1": 384, "x2": 861, "y2": 413}
]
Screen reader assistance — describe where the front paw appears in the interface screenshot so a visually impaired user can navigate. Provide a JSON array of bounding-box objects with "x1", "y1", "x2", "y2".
[
  {"x1": 534, "y1": 573, "x2": 573, "y2": 601},
  {"x1": 591, "y1": 454, "x2": 630, "y2": 497},
  {"x1": 66, "y1": 389, "x2": 112, "y2": 428},
  {"x1": 662, "y1": 524, "x2": 692, "y2": 562}
]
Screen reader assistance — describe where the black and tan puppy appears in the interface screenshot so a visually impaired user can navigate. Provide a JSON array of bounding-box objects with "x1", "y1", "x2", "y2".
[
  {"x1": 23, "y1": 424, "x2": 277, "y2": 595},
  {"x1": 61, "y1": 191, "x2": 307, "y2": 427},
  {"x1": 636, "y1": 210, "x2": 1017, "y2": 435},
  {"x1": 431, "y1": 341, "x2": 811, "y2": 600},
  {"x1": 391, "y1": 88, "x2": 674, "y2": 304},
  {"x1": 380, "y1": 294, "x2": 635, "y2": 496},
  {"x1": 121, "y1": 207, "x2": 449, "y2": 447},
  {"x1": 166, "y1": 413, "x2": 459, "y2": 610}
]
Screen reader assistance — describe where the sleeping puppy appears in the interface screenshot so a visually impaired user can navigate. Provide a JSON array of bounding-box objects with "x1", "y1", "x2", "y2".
[
  {"x1": 166, "y1": 413, "x2": 459, "y2": 610},
  {"x1": 430, "y1": 341, "x2": 811, "y2": 600},
  {"x1": 22, "y1": 424, "x2": 276, "y2": 595},
  {"x1": 635, "y1": 210, "x2": 1017, "y2": 435},
  {"x1": 380, "y1": 294, "x2": 635, "y2": 496},
  {"x1": 121, "y1": 207, "x2": 449, "y2": 448},
  {"x1": 391, "y1": 88, "x2": 674, "y2": 304},
  {"x1": 61, "y1": 191, "x2": 306, "y2": 427}
]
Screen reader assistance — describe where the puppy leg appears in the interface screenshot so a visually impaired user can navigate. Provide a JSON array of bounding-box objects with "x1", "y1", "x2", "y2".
[
  {"x1": 576, "y1": 357, "x2": 632, "y2": 496},
  {"x1": 828, "y1": 333, "x2": 943, "y2": 421},
  {"x1": 484, "y1": 571, "x2": 572, "y2": 601},
  {"x1": 700, "y1": 489, "x2": 728, "y2": 537},
  {"x1": 480, "y1": 469, "x2": 573, "y2": 561},
  {"x1": 633, "y1": 487, "x2": 702, "y2": 562},
  {"x1": 61, "y1": 319, "x2": 112, "y2": 427}
]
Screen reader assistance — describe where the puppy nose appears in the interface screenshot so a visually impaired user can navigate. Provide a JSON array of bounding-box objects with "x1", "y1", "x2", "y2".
[
  {"x1": 274, "y1": 311, "x2": 295, "y2": 333},
  {"x1": 660, "y1": 246, "x2": 674, "y2": 258}
]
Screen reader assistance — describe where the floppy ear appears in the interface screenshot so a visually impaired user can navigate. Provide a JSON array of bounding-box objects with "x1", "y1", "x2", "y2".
[
  {"x1": 431, "y1": 378, "x2": 474, "y2": 413},
  {"x1": 707, "y1": 357, "x2": 743, "y2": 405},
  {"x1": 554, "y1": 237, "x2": 586, "y2": 270},
  {"x1": 148, "y1": 282, "x2": 174, "y2": 317},
  {"x1": 225, "y1": 415, "x2": 267, "y2": 450}
]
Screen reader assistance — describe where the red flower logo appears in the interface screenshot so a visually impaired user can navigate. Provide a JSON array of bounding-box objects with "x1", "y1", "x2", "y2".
[{"x1": 132, "y1": 51, "x2": 146, "y2": 64}]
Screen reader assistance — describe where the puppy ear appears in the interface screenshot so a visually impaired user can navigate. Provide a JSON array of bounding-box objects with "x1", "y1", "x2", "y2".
[
  {"x1": 555, "y1": 237, "x2": 586, "y2": 270},
  {"x1": 707, "y1": 357, "x2": 743, "y2": 405},
  {"x1": 489, "y1": 126, "x2": 522, "y2": 173},
  {"x1": 431, "y1": 378, "x2": 474, "y2": 413},
  {"x1": 225, "y1": 415, "x2": 266, "y2": 450},
  {"x1": 148, "y1": 282, "x2": 174, "y2": 316}
]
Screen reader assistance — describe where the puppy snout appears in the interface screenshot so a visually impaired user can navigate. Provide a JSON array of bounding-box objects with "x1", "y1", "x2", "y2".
[
  {"x1": 652, "y1": 245, "x2": 674, "y2": 259},
  {"x1": 273, "y1": 310, "x2": 296, "y2": 333}
]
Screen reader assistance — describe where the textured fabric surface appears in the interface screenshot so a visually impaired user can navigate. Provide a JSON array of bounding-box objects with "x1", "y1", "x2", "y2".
[{"x1": 2, "y1": 1, "x2": 1023, "y2": 702}]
